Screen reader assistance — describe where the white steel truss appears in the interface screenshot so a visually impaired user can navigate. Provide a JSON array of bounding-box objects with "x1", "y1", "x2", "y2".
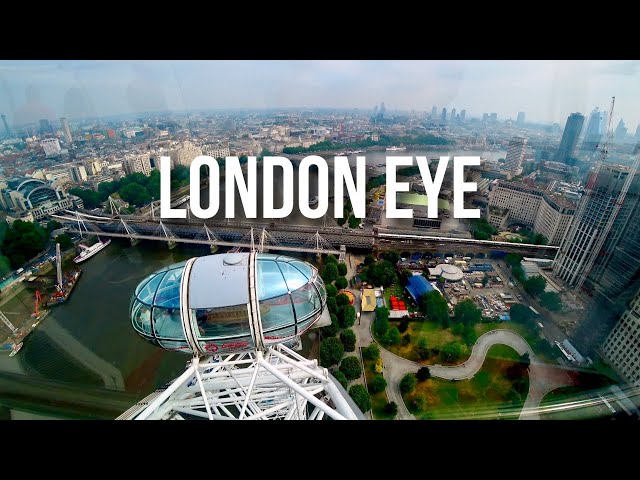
[{"x1": 117, "y1": 343, "x2": 360, "y2": 420}]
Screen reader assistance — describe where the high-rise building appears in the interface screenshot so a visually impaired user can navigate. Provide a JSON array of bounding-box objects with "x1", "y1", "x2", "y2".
[
  {"x1": 170, "y1": 140, "x2": 203, "y2": 168},
  {"x1": 450, "y1": 108, "x2": 456, "y2": 122},
  {"x1": 614, "y1": 119, "x2": 628, "y2": 143},
  {"x1": 581, "y1": 108, "x2": 607, "y2": 153},
  {"x1": 503, "y1": 136, "x2": 528, "y2": 176},
  {"x1": 41, "y1": 138, "x2": 61, "y2": 156},
  {"x1": 441, "y1": 108, "x2": 447, "y2": 123},
  {"x1": 39, "y1": 118, "x2": 52, "y2": 134},
  {"x1": 516, "y1": 112, "x2": 525, "y2": 126},
  {"x1": 379, "y1": 102, "x2": 386, "y2": 118},
  {"x1": 482, "y1": 113, "x2": 489, "y2": 123},
  {"x1": 202, "y1": 142, "x2": 230, "y2": 159},
  {"x1": 69, "y1": 164, "x2": 88, "y2": 183},
  {"x1": 1, "y1": 114, "x2": 9, "y2": 136},
  {"x1": 555, "y1": 112, "x2": 584, "y2": 163},
  {"x1": 601, "y1": 289, "x2": 640, "y2": 386},
  {"x1": 431, "y1": 106, "x2": 438, "y2": 119},
  {"x1": 460, "y1": 110, "x2": 466, "y2": 122},
  {"x1": 635, "y1": 124, "x2": 640, "y2": 141},
  {"x1": 553, "y1": 164, "x2": 638, "y2": 290},
  {"x1": 490, "y1": 113, "x2": 497, "y2": 123},
  {"x1": 60, "y1": 117, "x2": 72, "y2": 144}
]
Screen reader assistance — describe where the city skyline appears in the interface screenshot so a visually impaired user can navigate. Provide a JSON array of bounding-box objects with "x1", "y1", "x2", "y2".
[{"x1": 1, "y1": 60, "x2": 640, "y2": 129}]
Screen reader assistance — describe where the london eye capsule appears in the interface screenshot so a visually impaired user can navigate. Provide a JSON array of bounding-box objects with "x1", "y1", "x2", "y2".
[{"x1": 130, "y1": 252, "x2": 328, "y2": 355}]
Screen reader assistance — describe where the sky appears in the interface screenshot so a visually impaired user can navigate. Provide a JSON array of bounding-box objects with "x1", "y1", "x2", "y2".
[{"x1": 0, "y1": 60, "x2": 639, "y2": 131}]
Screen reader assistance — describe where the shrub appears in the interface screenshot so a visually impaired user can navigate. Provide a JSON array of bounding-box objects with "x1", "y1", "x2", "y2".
[
  {"x1": 369, "y1": 375, "x2": 387, "y2": 393},
  {"x1": 349, "y1": 384, "x2": 371, "y2": 413},
  {"x1": 340, "y1": 329, "x2": 357, "y2": 352},
  {"x1": 338, "y1": 304, "x2": 356, "y2": 328},
  {"x1": 401, "y1": 333, "x2": 411, "y2": 346},
  {"x1": 322, "y1": 263, "x2": 338, "y2": 283},
  {"x1": 333, "y1": 370, "x2": 348, "y2": 389},
  {"x1": 340, "y1": 356, "x2": 362, "y2": 380},
  {"x1": 384, "y1": 402, "x2": 398, "y2": 416},
  {"x1": 325, "y1": 254, "x2": 338, "y2": 265},
  {"x1": 325, "y1": 284, "x2": 338, "y2": 298},
  {"x1": 416, "y1": 366, "x2": 431, "y2": 382},
  {"x1": 320, "y1": 313, "x2": 340, "y2": 337},
  {"x1": 337, "y1": 263, "x2": 347, "y2": 276},
  {"x1": 335, "y1": 276, "x2": 348, "y2": 290},
  {"x1": 385, "y1": 327, "x2": 401, "y2": 346},
  {"x1": 319, "y1": 337, "x2": 344, "y2": 367},
  {"x1": 336, "y1": 293, "x2": 351, "y2": 307},
  {"x1": 398, "y1": 318, "x2": 410, "y2": 333},
  {"x1": 363, "y1": 343, "x2": 380, "y2": 361},
  {"x1": 400, "y1": 374, "x2": 417, "y2": 394}
]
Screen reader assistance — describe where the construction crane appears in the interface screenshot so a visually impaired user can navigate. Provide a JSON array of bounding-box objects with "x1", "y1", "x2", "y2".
[
  {"x1": 56, "y1": 242, "x2": 62, "y2": 291},
  {"x1": 31, "y1": 290, "x2": 42, "y2": 319}
]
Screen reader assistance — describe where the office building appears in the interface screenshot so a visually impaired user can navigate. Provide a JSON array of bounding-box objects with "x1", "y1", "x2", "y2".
[
  {"x1": 41, "y1": 138, "x2": 61, "y2": 157},
  {"x1": 170, "y1": 140, "x2": 203, "y2": 168},
  {"x1": 488, "y1": 180, "x2": 575, "y2": 245},
  {"x1": 503, "y1": 136, "x2": 527, "y2": 176},
  {"x1": 554, "y1": 164, "x2": 639, "y2": 291},
  {"x1": 441, "y1": 108, "x2": 447, "y2": 123},
  {"x1": 450, "y1": 108, "x2": 456, "y2": 122},
  {"x1": 124, "y1": 153, "x2": 153, "y2": 176},
  {"x1": 202, "y1": 142, "x2": 230, "y2": 159},
  {"x1": 555, "y1": 113, "x2": 585, "y2": 163},
  {"x1": 1, "y1": 114, "x2": 9, "y2": 136},
  {"x1": 39, "y1": 118, "x2": 52, "y2": 134},
  {"x1": 614, "y1": 119, "x2": 628, "y2": 143},
  {"x1": 490, "y1": 113, "x2": 497, "y2": 123},
  {"x1": 581, "y1": 108, "x2": 607, "y2": 153},
  {"x1": 460, "y1": 109, "x2": 466, "y2": 122},
  {"x1": 431, "y1": 106, "x2": 438, "y2": 119},
  {"x1": 516, "y1": 112, "x2": 525, "y2": 126},
  {"x1": 482, "y1": 113, "x2": 489, "y2": 123},
  {"x1": 0, "y1": 178, "x2": 77, "y2": 220},
  {"x1": 601, "y1": 290, "x2": 640, "y2": 386},
  {"x1": 69, "y1": 164, "x2": 88, "y2": 183},
  {"x1": 60, "y1": 117, "x2": 72, "y2": 143}
]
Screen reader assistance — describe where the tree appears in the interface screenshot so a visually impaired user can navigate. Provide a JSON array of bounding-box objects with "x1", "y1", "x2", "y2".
[
  {"x1": 454, "y1": 299, "x2": 481, "y2": 327},
  {"x1": 336, "y1": 293, "x2": 351, "y2": 307},
  {"x1": 337, "y1": 263, "x2": 347, "y2": 276},
  {"x1": 0, "y1": 255, "x2": 11, "y2": 277},
  {"x1": 348, "y1": 215, "x2": 361, "y2": 229},
  {"x1": 339, "y1": 356, "x2": 362, "y2": 380},
  {"x1": 326, "y1": 297, "x2": 338, "y2": 315},
  {"x1": 416, "y1": 337, "x2": 429, "y2": 360},
  {"x1": 325, "y1": 284, "x2": 338, "y2": 298},
  {"x1": 337, "y1": 304, "x2": 356, "y2": 328},
  {"x1": 416, "y1": 366, "x2": 431, "y2": 382},
  {"x1": 420, "y1": 291, "x2": 449, "y2": 327},
  {"x1": 1, "y1": 220, "x2": 48, "y2": 268},
  {"x1": 349, "y1": 384, "x2": 371, "y2": 413},
  {"x1": 398, "y1": 269, "x2": 412, "y2": 286},
  {"x1": 68, "y1": 188, "x2": 103, "y2": 209},
  {"x1": 366, "y1": 260, "x2": 398, "y2": 287},
  {"x1": 321, "y1": 313, "x2": 340, "y2": 337},
  {"x1": 382, "y1": 251, "x2": 400, "y2": 265},
  {"x1": 332, "y1": 370, "x2": 348, "y2": 389},
  {"x1": 325, "y1": 254, "x2": 338, "y2": 265},
  {"x1": 369, "y1": 375, "x2": 387, "y2": 393},
  {"x1": 482, "y1": 273, "x2": 489, "y2": 287},
  {"x1": 322, "y1": 263, "x2": 338, "y2": 283},
  {"x1": 46, "y1": 220, "x2": 62, "y2": 232},
  {"x1": 385, "y1": 326, "x2": 401, "y2": 346},
  {"x1": 398, "y1": 317, "x2": 409, "y2": 333},
  {"x1": 462, "y1": 325, "x2": 477, "y2": 347},
  {"x1": 384, "y1": 401, "x2": 398, "y2": 416},
  {"x1": 400, "y1": 373, "x2": 417, "y2": 394},
  {"x1": 363, "y1": 343, "x2": 380, "y2": 361},
  {"x1": 340, "y1": 329, "x2": 357, "y2": 352},
  {"x1": 509, "y1": 303, "x2": 533, "y2": 324},
  {"x1": 440, "y1": 341, "x2": 465, "y2": 363},
  {"x1": 55, "y1": 233, "x2": 73, "y2": 250},
  {"x1": 539, "y1": 291, "x2": 562, "y2": 311},
  {"x1": 505, "y1": 253, "x2": 522, "y2": 267},
  {"x1": 401, "y1": 333, "x2": 411, "y2": 346},
  {"x1": 335, "y1": 276, "x2": 348, "y2": 290},
  {"x1": 524, "y1": 275, "x2": 547, "y2": 297},
  {"x1": 374, "y1": 306, "x2": 389, "y2": 336},
  {"x1": 319, "y1": 337, "x2": 344, "y2": 367},
  {"x1": 364, "y1": 254, "x2": 376, "y2": 266}
]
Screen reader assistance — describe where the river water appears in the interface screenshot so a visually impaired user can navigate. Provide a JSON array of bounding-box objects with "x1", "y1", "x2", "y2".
[{"x1": 0, "y1": 147, "x2": 504, "y2": 419}]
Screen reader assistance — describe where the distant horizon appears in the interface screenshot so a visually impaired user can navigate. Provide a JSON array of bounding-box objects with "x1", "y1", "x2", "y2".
[{"x1": 1, "y1": 60, "x2": 639, "y2": 130}]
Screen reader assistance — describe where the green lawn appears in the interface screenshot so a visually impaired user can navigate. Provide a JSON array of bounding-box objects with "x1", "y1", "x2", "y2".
[
  {"x1": 363, "y1": 355, "x2": 394, "y2": 420},
  {"x1": 375, "y1": 320, "x2": 459, "y2": 363},
  {"x1": 403, "y1": 345, "x2": 529, "y2": 420}
]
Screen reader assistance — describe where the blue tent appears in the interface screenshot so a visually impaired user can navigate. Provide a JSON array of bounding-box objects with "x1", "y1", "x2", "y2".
[{"x1": 406, "y1": 275, "x2": 436, "y2": 303}]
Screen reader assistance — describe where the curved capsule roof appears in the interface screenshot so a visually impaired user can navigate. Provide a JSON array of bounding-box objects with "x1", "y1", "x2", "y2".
[{"x1": 130, "y1": 253, "x2": 327, "y2": 355}]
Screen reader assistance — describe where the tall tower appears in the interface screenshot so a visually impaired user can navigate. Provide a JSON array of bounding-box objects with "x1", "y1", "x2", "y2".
[
  {"x1": 0, "y1": 114, "x2": 9, "y2": 136},
  {"x1": 60, "y1": 117, "x2": 72, "y2": 143},
  {"x1": 441, "y1": 107, "x2": 447, "y2": 123},
  {"x1": 431, "y1": 106, "x2": 438, "y2": 119},
  {"x1": 450, "y1": 108, "x2": 456, "y2": 122},
  {"x1": 503, "y1": 136, "x2": 528, "y2": 176},
  {"x1": 555, "y1": 112, "x2": 585, "y2": 163},
  {"x1": 581, "y1": 108, "x2": 606, "y2": 153},
  {"x1": 460, "y1": 109, "x2": 466, "y2": 122},
  {"x1": 614, "y1": 119, "x2": 628, "y2": 143},
  {"x1": 516, "y1": 112, "x2": 525, "y2": 126}
]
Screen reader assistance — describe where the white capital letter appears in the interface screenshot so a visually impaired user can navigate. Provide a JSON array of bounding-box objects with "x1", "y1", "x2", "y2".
[
  {"x1": 190, "y1": 156, "x2": 219, "y2": 219},
  {"x1": 334, "y1": 156, "x2": 366, "y2": 218},
  {"x1": 416, "y1": 156, "x2": 448, "y2": 218},
  {"x1": 160, "y1": 156, "x2": 186, "y2": 219},
  {"x1": 225, "y1": 156, "x2": 257, "y2": 218},
  {"x1": 453, "y1": 156, "x2": 480, "y2": 218},
  {"x1": 386, "y1": 156, "x2": 413, "y2": 218},
  {"x1": 299, "y1": 155, "x2": 329, "y2": 219},
  {"x1": 263, "y1": 156, "x2": 293, "y2": 218}
]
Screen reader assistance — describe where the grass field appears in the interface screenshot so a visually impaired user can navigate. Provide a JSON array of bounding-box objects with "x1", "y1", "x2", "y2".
[{"x1": 402, "y1": 345, "x2": 529, "y2": 420}]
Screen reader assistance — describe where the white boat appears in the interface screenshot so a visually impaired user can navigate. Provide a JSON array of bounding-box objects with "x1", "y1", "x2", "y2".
[
  {"x1": 386, "y1": 146, "x2": 406, "y2": 152},
  {"x1": 9, "y1": 342, "x2": 23, "y2": 357},
  {"x1": 74, "y1": 239, "x2": 112, "y2": 264},
  {"x1": 309, "y1": 196, "x2": 319, "y2": 206}
]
